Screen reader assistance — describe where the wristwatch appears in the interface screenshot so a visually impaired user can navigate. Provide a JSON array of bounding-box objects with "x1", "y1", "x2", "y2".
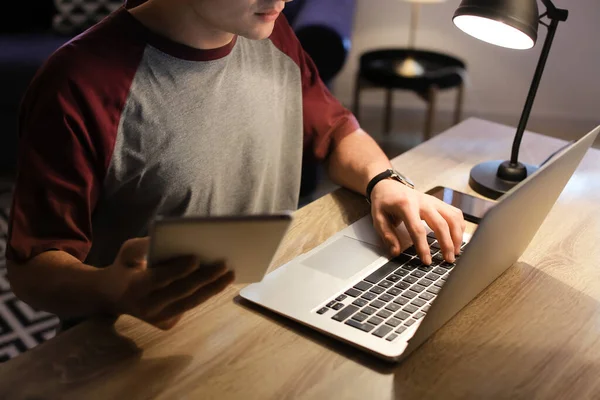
[{"x1": 366, "y1": 169, "x2": 415, "y2": 204}]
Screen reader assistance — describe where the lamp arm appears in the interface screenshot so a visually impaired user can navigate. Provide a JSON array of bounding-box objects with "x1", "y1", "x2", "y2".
[
  {"x1": 507, "y1": 4, "x2": 568, "y2": 166},
  {"x1": 540, "y1": 0, "x2": 569, "y2": 21}
]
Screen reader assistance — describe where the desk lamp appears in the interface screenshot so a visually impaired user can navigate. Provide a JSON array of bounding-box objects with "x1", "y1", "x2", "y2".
[{"x1": 452, "y1": 0, "x2": 568, "y2": 199}]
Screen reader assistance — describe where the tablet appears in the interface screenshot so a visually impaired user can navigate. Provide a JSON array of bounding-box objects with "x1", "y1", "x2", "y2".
[{"x1": 148, "y1": 213, "x2": 293, "y2": 283}]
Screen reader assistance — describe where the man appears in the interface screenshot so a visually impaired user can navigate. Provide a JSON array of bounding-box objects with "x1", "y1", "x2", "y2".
[{"x1": 6, "y1": 0, "x2": 465, "y2": 330}]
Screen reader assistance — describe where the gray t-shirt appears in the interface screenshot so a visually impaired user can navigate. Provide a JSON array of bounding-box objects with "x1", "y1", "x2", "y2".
[{"x1": 8, "y1": 7, "x2": 359, "y2": 267}]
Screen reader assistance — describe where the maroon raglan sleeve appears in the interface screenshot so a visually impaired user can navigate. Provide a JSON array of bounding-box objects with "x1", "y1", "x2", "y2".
[
  {"x1": 269, "y1": 15, "x2": 360, "y2": 161},
  {"x1": 6, "y1": 13, "x2": 143, "y2": 264}
]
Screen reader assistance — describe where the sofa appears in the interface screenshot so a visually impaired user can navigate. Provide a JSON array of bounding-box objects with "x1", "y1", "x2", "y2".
[{"x1": 0, "y1": 0, "x2": 356, "y2": 199}]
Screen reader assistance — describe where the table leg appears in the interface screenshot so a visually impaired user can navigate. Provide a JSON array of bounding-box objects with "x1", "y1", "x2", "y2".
[
  {"x1": 454, "y1": 82, "x2": 464, "y2": 125},
  {"x1": 353, "y1": 74, "x2": 362, "y2": 121},
  {"x1": 424, "y1": 85, "x2": 438, "y2": 141},
  {"x1": 384, "y1": 88, "x2": 393, "y2": 136}
]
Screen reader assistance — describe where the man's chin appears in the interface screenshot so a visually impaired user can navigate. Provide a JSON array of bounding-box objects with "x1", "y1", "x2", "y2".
[{"x1": 241, "y1": 23, "x2": 276, "y2": 40}]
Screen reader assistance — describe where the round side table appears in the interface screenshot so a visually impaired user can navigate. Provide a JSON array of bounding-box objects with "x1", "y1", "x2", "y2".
[{"x1": 353, "y1": 49, "x2": 467, "y2": 141}]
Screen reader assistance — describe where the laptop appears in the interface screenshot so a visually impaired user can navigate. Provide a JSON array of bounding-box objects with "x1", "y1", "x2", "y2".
[{"x1": 240, "y1": 126, "x2": 599, "y2": 361}]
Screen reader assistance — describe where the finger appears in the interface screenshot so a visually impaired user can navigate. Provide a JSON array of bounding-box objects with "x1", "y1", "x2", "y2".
[
  {"x1": 391, "y1": 204, "x2": 431, "y2": 265},
  {"x1": 146, "y1": 255, "x2": 204, "y2": 289},
  {"x1": 372, "y1": 210, "x2": 401, "y2": 256},
  {"x1": 437, "y1": 206, "x2": 465, "y2": 255},
  {"x1": 155, "y1": 271, "x2": 235, "y2": 321},
  {"x1": 146, "y1": 263, "x2": 229, "y2": 313},
  {"x1": 421, "y1": 207, "x2": 455, "y2": 263},
  {"x1": 119, "y1": 237, "x2": 150, "y2": 267}
]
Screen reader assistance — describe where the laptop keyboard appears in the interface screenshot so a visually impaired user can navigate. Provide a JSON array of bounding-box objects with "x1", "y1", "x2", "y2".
[{"x1": 316, "y1": 233, "x2": 466, "y2": 342}]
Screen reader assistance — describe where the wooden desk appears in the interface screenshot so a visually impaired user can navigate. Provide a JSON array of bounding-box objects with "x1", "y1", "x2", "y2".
[{"x1": 1, "y1": 118, "x2": 599, "y2": 399}]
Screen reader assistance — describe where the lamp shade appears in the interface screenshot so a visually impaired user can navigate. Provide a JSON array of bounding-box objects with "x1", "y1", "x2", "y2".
[{"x1": 453, "y1": 0, "x2": 539, "y2": 50}]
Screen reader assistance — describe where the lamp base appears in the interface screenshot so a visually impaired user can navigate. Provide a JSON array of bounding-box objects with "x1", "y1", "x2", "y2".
[
  {"x1": 469, "y1": 160, "x2": 538, "y2": 200},
  {"x1": 396, "y1": 57, "x2": 425, "y2": 77}
]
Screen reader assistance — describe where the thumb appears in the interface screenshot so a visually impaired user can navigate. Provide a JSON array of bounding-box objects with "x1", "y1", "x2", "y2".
[{"x1": 118, "y1": 237, "x2": 150, "y2": 268}]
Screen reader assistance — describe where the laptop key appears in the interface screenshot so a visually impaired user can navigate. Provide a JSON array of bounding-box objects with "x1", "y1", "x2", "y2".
[
  {"x1": 367, "y1": 316, "x2": 384, "y2": 326},
  {"x1": 419, "y1": 292, "x2": 435, "y2": 301},
  {"x1": 332, "y1": 303, "x2": 344, "y2": 310},
  {"x1": 370, "y1": 300, "x2": 386, "y2": 309},
  {"x1": 418, "y1": 265, "x2": 433, "y2": 272},
  {"x1": 395, "y1": 326, "x2": 407, "y2": 334},
  {"x1": 363, "y1": 261, "x2": 403, "y2": 284},
  {"x1": 408, "y1": 258, "x2": 423, "y2": 268},
  {"x1": 433, "y1": 267, "x2": 447, "y2": 275},
  {"x1": 415, "y1": 312, "x2": 425, "y2": 319},
  {"x1": 332, "y1": 305, "x2": 359, "y2": 322},
  {"x1": 423, "y1": 304, "x2": 431, "y2": 312},
  {"x1": 345, "y1": 288, "x2": 362, "y2": 298},
  {"x1": 403, "y1": 304, "x2": 419, "y2": 314},
  {"x1": 419, "y1": 278, "x2": 434, "y2": 287},
  {"x1": 378, "y1": 280, "x2": 394, "y2": 288},
  {"x1": 426, "y1": 236, "x2": 436, "y2": 245},
  {"x1": 373, "y1": 325, "x2": 393, "y2": 338},
  {"x1": 352, "y1": 312, "x2": 369, "y2": 322},
  {"x1": 395, "y1": 282, "x2": 411, "y2": 290},
  {"x1": 394, "y1": 269, "x2": 409, "y2": 277},
  {"x1": 403, "y1": 276, "x2": 419, "y2": 284},
  {"x1": 387, "y1": 288, "x2": 402, "y2": 296},
  {"x1": 377, "y1": 309, "x2": 392, "y2": 319},
  {"x1": 441, "y1": 273, "x2": 450, "y2": 281},
  {"x1": 387, "y1": 274, "x2": 401, "y2": 282},
  {"x1": 369, "y1": 286, "x2": 385, "y2": 294},
  {"x1": 411, "y1": 298, "x2": 426, "y2": 307},
  {"x1": 410, "y1": 270, "x2": 426, "y2": 278},
  {"x1": 401, "y1": 290, "x2": 418, "y2": 299},
  {"x1": 425, "y1": 272, "x2": 441, "y2": 280},
  {"x1": 386, "y1": 333, "x2": 399, "y2": 342},
  {"x1": 354, "y1": 281, "x2": 373, "y2": 291},
  {"x1": 386, "y1": 318, "x2": 402, "y2": 327},
  {"x1": 394, "y1": 311, "x2": 411, "y2": 320},
  {"x1": 362, "y1": 306, "x2": 377, "y2": 315},
  {"x1": 392, "y1": 253, "x2": 412, "y2": 266},
  {"x1": 427, "y1": 286, "x2": 441, "y2": 294},
  {"x1": 439, "y1": 261, "x2": 455, "y2": 269},
  {"x1": 317, "y1": 307, "x2": 328, "y2": 314},
  {"x1": 432, "y1": 253, "x2": 445, "y2": 264},
  {"x1": 352, "y1": 299, "x2": 368, "y2": 307},
  {"x1": 431, "y1": 242, "x2": 441, "y2": 251},
  {"x1": 345, "y1": 319, "x2": 375, "y2": 333},
  {"x1": 393, "y1": 297, "x2": 409, "y2": 306},
  {"x1": 379, "y1": 294, "x2": 394, "y2": 302},
  {"x1": 434, "y1": 280, "x2": 445, "y2": 288},
  {"x1": 411, "y1": 284, "x2": 427, "y2": 293},
  {"x1": 402, "y1": 246, "x2": 418, "y2": 256},
  {"x1": 361, "y1": 292, "x2": 377, "y2": 301},
  {"x1": 385, "y1": 303, "x2": 401, "y2": 312},
  {"x1": 335, "y1": 294, "x2": 347, "y2": 302},
  {"x1": 404, "y1": 319, "x2": 417, "y2": 327},
  {"x1": 326, "y1": 300, "x2": 337, "y2": 308}
]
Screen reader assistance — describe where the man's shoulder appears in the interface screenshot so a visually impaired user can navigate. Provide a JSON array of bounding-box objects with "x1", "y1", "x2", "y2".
[{"x1": 32, "y1": 10, "x2": 146, "y2": 97}]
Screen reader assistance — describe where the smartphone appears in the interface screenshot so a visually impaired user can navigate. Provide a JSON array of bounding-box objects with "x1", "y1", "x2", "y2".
[
  {"x1": 148, "y1": 213, "x2": 293, "y2": 283},
  {"x1": 425, "y1": 186, "x2": 496, "y2": 224}
]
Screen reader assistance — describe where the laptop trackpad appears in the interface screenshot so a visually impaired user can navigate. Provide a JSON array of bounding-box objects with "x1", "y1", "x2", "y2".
[{"x1": 301, "y1": 236, "x2": 383, "y2": 280}]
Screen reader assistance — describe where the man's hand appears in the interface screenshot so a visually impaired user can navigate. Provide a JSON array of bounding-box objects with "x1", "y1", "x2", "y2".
[
  {"x1": 102, "y1": 238, "x2": 234, "y2": 330},
  {"x1": 370, "y1": 180, "x2": 466, "y2": 265}
]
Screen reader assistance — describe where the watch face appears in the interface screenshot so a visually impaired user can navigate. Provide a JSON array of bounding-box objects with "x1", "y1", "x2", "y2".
[{"x1": 392, "y1": 170, "x2": 414, "y2": 188}]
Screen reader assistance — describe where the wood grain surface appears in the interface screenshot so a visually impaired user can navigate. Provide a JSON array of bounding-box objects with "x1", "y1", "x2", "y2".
[{"x1": 1, "y1": 118, "x2": 599, "y2": 400}]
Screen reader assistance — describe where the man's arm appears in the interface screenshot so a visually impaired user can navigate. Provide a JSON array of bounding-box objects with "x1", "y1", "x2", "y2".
[
  {"x1": 7, "y1": 252, "x2": 114, "y2": 318},
  {"x1": 7, "y1": 240, "x2": 234, "y2": 330},
  {"x1": 327, "y1": 129, "x2": 466, "y2": 265}
]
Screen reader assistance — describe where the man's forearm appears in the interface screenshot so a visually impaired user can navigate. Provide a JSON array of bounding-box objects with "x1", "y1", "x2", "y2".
[
  {"x1": 7, "y1": 251, "x2": 113, "y2": 319},
  {"x1": 327, "y1": 129, "x2": 392, "y2": 195}
]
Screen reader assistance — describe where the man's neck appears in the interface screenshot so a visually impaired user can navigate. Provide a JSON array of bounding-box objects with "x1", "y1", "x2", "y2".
[{"x1": 129, "y1": 1, "x2": 235, "y2": 50}]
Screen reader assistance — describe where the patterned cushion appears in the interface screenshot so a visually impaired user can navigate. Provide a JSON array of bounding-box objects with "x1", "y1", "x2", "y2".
[{"x1": 53, "y1": 0, "x2": 123, "y2": 35}]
